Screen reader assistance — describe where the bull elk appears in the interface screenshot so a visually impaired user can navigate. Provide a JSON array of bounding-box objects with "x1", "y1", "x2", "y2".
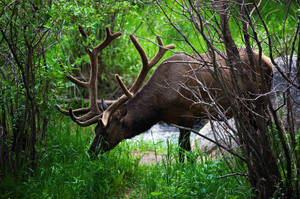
[{"x1": 56, "y1": 26, "x2": 273, "y2": 162}]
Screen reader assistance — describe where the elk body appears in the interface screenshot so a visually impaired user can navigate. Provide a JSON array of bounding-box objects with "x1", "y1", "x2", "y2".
[{"x1": 57, "y1": 27, "x2": 273, "y2": 162}]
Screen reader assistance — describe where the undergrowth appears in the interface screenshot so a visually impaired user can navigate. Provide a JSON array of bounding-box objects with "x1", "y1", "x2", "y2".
[{"x1": 0, "y1": 118, "x2": 251, "y2": 199}]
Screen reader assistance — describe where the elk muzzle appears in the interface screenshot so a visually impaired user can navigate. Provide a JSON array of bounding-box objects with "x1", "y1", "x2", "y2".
[{"x1": 88, "y1": 123, "x2": 110, "y2": 159}]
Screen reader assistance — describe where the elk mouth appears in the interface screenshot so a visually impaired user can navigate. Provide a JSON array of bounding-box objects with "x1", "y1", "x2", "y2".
[{"x1": 88, "y1": 134, "x2": 109, "y2": 159}]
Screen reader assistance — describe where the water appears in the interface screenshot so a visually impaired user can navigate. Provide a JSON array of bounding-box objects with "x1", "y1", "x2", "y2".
[{"x1": 132, "y1": 122, "x2": 202, "y2": 144}]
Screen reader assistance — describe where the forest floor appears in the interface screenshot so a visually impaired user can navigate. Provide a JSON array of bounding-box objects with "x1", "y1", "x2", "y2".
[
  {"x1": 131, "y1": 142, "x2": 221, "y2": 165},
  {"x1": 131, "y1": 152, "x2": 164, "y2": 164}
]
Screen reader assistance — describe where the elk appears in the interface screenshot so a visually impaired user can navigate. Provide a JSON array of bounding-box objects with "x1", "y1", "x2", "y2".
[{"x1": 56, "y1": 26, "x2": 273, "y2": 162}]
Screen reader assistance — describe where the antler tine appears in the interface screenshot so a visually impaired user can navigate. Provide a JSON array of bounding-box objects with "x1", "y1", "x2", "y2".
[
  {"x1": 78, "y1": 25, "x2": 88, "y2": 38},
  {"x1": 58, "y1": 61, "x2": 88, "y2": 88},
  {"x1": 55, "y1": 104, "x2": 90, "y2": 116},
  {"x1": 129, "y1": 34, "x2": 148, "y2": 70},
  {"x1": 94, "y1": 27, "x2": 122, "y2": 53},
  {"x1": 69, "y1": 108, "x2": 102, "y2": 127},
  {"x1": 55, "y1": 99, "x2": 114, "y2": 117},
  {"x1": 66, "y1": 74, "x2": 88, "y2": 88},
  {"x1": 148, "y1": 36, "x2": 175, "y2": 67},
  {"x1": 55, "y1": 104, "x2": 70, "y2": 115},
  {"x1": 129, "y1": 34, "x2": 175, "y2": 94},
  {"x1": 69, "y1": 108, "x2": 99, "y2": 121},
  {"x1": 115, "y1": 74, "x2": 133, "y2": 98}
]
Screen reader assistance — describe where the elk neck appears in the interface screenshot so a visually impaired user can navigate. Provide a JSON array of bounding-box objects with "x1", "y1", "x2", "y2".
[{"x1": 121, "y1": 84, "x2": 162, "y2": 139}]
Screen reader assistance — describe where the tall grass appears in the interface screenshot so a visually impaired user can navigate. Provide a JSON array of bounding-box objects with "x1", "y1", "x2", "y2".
[{"x1": 0, "y1": 117, "x2": 251, "y2": 199}]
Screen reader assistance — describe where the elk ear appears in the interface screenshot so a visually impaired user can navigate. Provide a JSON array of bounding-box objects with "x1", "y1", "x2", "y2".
[
  {"x1": 115, "y1": 106, "x2": 127, "y2": 120},
  {"x1": 101, "y1": 99, "x2": 109, "y2": 111}
]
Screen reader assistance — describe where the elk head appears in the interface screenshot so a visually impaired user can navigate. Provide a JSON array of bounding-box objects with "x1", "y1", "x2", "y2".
[{"x1": 56, "y1": 26, "x2": 175, "y2": 157}]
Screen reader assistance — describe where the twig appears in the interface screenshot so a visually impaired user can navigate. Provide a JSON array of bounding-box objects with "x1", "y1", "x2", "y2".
[{"x1": 217, "y1": 172, "x2": 248, "y2": 179}]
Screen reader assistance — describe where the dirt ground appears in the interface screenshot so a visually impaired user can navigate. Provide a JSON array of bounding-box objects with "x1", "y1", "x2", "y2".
[{"x1": 131, "y1": 152, "x2": 164, "y2": 164}]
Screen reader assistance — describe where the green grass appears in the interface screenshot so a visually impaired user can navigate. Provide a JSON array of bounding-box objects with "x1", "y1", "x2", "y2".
[{"x1": 0, "y1": 118, "x2": 252, "y2": 199}]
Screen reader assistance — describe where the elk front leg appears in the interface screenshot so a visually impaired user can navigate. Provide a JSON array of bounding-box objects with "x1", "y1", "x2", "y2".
[{"x1": 178, "y1": 129, "x2": 191, "y2": 163}]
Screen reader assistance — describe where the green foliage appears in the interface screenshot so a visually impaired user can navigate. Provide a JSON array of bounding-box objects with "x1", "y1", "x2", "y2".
[
  {"x1": 0, "y1": 0, "x2": 65, "y2": 175},
  {"x1": 0, "y1": 117, "x2": 251, "y2": 199},
  {"x1": 131, "y1": 160, "x2": 251, "y2": 199},
  {"x1": 0, "y1": 117, "x2": 139, "y2": 199}
]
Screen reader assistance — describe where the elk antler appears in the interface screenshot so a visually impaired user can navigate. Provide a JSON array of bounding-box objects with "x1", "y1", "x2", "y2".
[
  {"x1": 56, "y1": 26, "x2": 122, "y2": 127},
  {"x1": 100, "y1": 35, "x2": 175, "y2": 126},
  {"x1": 129, "y1": 35, "x2": 175, "y2": 94}
]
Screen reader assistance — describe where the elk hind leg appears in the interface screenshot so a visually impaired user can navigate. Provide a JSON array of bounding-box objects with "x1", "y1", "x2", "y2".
[{"x1": 178, "y1": 129, "x2": 192, "y2": 163}]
